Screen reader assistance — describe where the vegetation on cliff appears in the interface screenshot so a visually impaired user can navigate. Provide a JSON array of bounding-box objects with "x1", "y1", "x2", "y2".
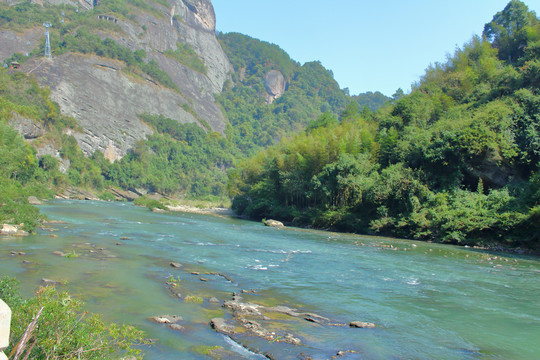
[
  {"x1": 230, "y1": 0, "x2": 540, "y2": 249},
  {"x1": 217, "y1": 32, "x2": 348, "y2": 154},
  {"x1": 0, "y1": 70, "x2": 69, "y2": 231}
]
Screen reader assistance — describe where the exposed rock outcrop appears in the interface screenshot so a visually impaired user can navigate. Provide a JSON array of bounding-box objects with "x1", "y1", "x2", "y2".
[
  {"x1": 0, "y1": 27, "x2": 42, "y2": 62},
  {"x1": 264, "y1": 70, "x2": 287, "y2": 104},
  {"x1": 207, "y1": 292, "x2": 376, "y2": 358},
  {"x1": 9, "y1": 113, "x2": 45, "y2": 140},
  {"x1": 0, "y1": 224, "x2": 28, "y2": 236},
  {"x1": 2, "y1": 0, "x2": 233, "y2": 160}
]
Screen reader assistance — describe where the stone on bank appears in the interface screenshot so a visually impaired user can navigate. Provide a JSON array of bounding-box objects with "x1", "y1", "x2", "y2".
[{"x1": 0, "y1": 299, "x2": 11, "y2": 360}]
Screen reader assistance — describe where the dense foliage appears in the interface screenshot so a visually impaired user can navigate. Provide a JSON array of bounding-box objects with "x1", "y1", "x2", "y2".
[
  {"x1": 217, "y1": 32, "x2": 348, "y2": 155},
  {"x1": 102, "y1": 114, "x2": 233, "y2": 197},
  {"x1": 0, "y1": 70, "x2": 70, "y2": 231},
  {"x1": 0, "y1": 276, "x2": 147, "y2": 359},
  {"x1": 230, "y1": 1, "x2": 540, "y2": 249},
  {"x1": 351, "y1": 91, "x2": 391, "y2": 111}
]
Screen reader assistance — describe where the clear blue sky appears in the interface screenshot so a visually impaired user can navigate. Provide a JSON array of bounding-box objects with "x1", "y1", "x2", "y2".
[{"x1": 212, "y1": 0, "x2": 540, "y2": 97}]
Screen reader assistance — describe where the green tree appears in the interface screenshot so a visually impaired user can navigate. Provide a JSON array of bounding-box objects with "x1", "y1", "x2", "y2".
[{"x1": 483, "y1": 0, "x2": 537, "y2": 64}]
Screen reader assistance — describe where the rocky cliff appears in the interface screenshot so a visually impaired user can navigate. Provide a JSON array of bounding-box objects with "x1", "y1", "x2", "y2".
[{"x1": 1, "y1": 0, "x2": 233, "y2": 160}]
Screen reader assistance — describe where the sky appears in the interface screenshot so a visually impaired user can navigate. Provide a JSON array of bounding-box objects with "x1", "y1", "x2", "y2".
[{"x1": 212, "y1": 0, "x2": 540, "y2": 97}]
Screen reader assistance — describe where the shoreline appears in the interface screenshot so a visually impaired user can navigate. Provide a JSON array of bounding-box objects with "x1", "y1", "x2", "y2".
[
  {"x1": 165, "y1": 204, "x2": 235, "y2": 217},
  {"x1": 45, "y1": 192, "x2": 540, "y2": 256}
]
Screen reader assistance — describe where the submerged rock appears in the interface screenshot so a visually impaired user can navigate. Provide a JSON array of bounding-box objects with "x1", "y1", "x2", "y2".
[{"x1": 168, "y1": 324, "x2": 185, "y2": 332}]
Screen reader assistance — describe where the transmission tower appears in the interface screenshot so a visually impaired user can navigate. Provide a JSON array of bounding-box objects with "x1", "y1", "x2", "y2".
[{"x1": 43, "y1": 22, "x2": 52, "y2": 59}]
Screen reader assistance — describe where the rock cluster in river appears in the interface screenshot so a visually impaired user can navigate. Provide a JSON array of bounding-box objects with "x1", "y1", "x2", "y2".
[{"x1": 161, "y1": 259, "x2": 379, "y2": 358}]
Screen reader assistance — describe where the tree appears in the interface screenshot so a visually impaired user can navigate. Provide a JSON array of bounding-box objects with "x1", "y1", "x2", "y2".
[{"x1": 483, "y1": 0, "x2": 536, "y2": 64}]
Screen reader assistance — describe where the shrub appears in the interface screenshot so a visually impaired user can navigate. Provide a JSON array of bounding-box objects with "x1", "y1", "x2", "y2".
[
  {"x1": 133, "y1": 196, "x2": 167, "y2": 210},
  {"x1": 0, "y1": 277, "x2": 148, "y2": 359}
]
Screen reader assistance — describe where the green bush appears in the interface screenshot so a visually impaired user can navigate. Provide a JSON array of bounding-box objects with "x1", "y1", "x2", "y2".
[
  {"x1": 0, "y1": 277, "x2": 148, "y2": 359},
  {"x1": 134, "y1": 195, "x2": 167, "y2": 210},
  {"x1": 164, "y1": 43, "x2": 207, "y2": 74}
]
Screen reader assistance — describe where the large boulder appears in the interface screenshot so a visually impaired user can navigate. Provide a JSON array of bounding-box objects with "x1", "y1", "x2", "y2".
[
  {"x1": 263, "y1": 219, "x2": 285, "y2": 228},
  {"x1": 263, "y1": 70, "x2": 287, "y2": 104},
  {"x1": 9, "y1": 113, "x2": 45, "y2": 140},
  {"x1": 0, "y1": 224, "x2": 28, "y2": 236}
]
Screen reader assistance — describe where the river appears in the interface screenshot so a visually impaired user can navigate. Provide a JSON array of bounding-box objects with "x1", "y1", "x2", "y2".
[{"x1": 0, "y1": 200, "x2": 539, "y2": 359}]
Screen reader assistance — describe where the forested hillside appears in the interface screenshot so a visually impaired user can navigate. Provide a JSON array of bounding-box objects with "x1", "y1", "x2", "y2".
[
  {"x1": 230, "y1": 0, "x2": 540, "y2": 249},
  {"x1": 217, "y1": 32, "x2": 349, "y2": 155},
  {"x1": 0, "y1": 0, "x2": 359, "y2": 223}
]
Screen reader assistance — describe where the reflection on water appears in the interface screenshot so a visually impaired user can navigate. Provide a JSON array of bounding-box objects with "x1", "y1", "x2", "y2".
[{"x1": 0, "y1": 200, "x2": 539, "y2": 359}]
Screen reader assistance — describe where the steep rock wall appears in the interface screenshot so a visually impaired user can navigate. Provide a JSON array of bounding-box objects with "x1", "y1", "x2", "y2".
[
  {"x1": 1, "y1": 0, "x2": 233, "y2": 159},
  {"x1": 27, "y1": 53, "x2": 200, "y2": 160}
]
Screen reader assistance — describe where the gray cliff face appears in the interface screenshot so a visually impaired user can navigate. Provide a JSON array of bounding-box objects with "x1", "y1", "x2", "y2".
[
  {"x1": 27, "y1": 54, "x2": 202, "y2": 161},
  {"x1": 0, "y1": 27, "x2": 42, "y2": 62},
  {"x1": 1, "y1": 0, "x2": 233, "y2": 160},
  {"x1": 263, "y1": 70, "x2": 287, "y2": 104},
  {"x1": 177, "y1": 0, "x2": 216, "y2": 31},
  {"x1": 107, "y1": 0, "x2": 232, "y2": 122}
]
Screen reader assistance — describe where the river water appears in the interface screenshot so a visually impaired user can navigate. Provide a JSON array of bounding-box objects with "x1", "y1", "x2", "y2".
[{"x1": 0, "y1": 200, "x2": 539, "y2": 359}]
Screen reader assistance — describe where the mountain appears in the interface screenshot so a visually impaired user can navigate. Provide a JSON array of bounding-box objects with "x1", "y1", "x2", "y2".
[
  {"x1": 1, "y1": 0, "x2": 366, "y2": 227},
  {"x1": 1, "y1": 0, "x2": 232, "y2": 161}
]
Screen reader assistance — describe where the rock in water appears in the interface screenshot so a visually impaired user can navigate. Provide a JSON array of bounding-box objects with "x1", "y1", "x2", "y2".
[
  {"x1": 148, "y1": 315, "x2": 183, "y2": 324},
  {"x1": 1, "y1": 224, "x2": 18, "y2": 234},
  {"x1": 263, "y1": 219, "x2": 285, "y2": 228},
  {"x1": 210, "y1": 318, "x2": 235, "y2": 334},
  {"x1": 168, "y1": 324, "x2": 185, "y2": 332},
  {"x1": 349, "y1": 321, "x2": 376, "y2": 329}
]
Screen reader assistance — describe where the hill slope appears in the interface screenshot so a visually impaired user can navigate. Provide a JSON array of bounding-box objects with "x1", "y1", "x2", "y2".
[{"x1": 230, "y1": 0, "x2": 540, "y2": 249}]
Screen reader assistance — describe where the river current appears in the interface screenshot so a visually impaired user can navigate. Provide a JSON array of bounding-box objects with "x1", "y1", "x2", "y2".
[{"x1": 0, "y1": 200, "x2": 539, "y2": 359}]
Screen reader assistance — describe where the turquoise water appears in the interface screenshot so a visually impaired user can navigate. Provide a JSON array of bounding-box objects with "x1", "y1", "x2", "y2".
[{"x1": 0, "y1": 200, "x2": 539, "y2": 359}]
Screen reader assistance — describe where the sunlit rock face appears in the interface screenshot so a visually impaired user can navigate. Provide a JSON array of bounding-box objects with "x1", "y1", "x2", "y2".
[
  {"x1": 264, "y1": 70, "x2": 287, "y2": 104},
  {"x1": 2, "y1": 0, "x2": 233, "y2": 160}
]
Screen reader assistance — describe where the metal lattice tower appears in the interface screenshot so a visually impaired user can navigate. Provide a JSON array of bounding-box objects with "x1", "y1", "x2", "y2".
[{"x1": 43, "y1": 22, "x2": 52, "y2": 59}]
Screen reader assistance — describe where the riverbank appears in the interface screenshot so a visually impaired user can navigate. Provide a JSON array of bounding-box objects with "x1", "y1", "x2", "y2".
[
  {"x1": 35, "y1": 186, "x2": 540, "y2": 255},
  {"x1": 165, "y1": 204, "x2": 234, "y2": 217}
]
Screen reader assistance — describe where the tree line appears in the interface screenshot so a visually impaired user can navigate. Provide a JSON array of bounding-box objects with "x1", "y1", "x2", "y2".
[{"x1": 230, "y1": 0, "x2": 540, "y2": 248}]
